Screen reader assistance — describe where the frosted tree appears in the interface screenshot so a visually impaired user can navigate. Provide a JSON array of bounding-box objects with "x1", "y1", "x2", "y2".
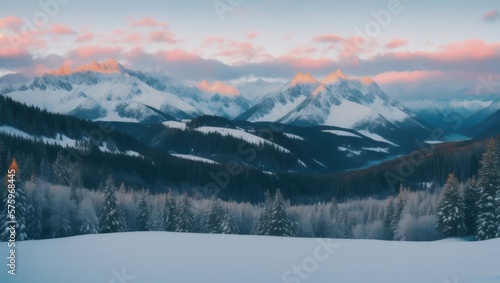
[
  {"x1": 392, "y1": 188, "x2": 407, "y2": 237},
  {"x1": 1, "y1": 159, "x2": 28, "y2": 241},
  {"x1": 496, "y1": 189, "x2": 500, "y2": 238},
  {"x1": 175, "y1": 195, "x2": 195, "y2": 233},
  {"x1": 476, "y1": 139, "x2": 500, "y2": 240},
  {"x1": 383, "y1": 197, "x2": 395, "y2": 240},
  {"x1": 463, "y1": 177, "x2": 479, "y2": 235},
  {"x1": 25, "y1": 177, "x2": 46, "y2": 239},
  {"x1": 221, "y1": 208, "x2": 239, "y2": 234},
  {"x1": 312, "y1": 210, "x2": 332, "y2": 238},
  {"x1": 267, "y1": 189, "x2": 295, "y2": 237},
  {"x1": 337, "y1": 211, "x2": 353, "y2": 239},
  {"x1": 99, "y1": 175, "x2": 126, "y2": 233},
  {"x1": 255, "y1": 191, "x2": 273, "y2": 235},
  {"x1": 163, "y1": 191, "x2": 177, "y2": 232},
  {"x1": 137, "y1": 190, "x2": 151, "y2": 231},
  {"x1": 436, "y1": 174, "x2": 467, "y2": 237},
  {"x1": 77, "y1": 197, "x2": 99, "y2": 235},
  {"x1": 206, "y1": 199, "x2": 224, "y2": 233},
  {"x1": 49, "y1": 188, "x2": 75, "y2": 238}
]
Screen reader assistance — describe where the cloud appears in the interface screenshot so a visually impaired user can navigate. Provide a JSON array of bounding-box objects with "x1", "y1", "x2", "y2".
[
  {"x1": 67, "y1": 46, "x2": 122, "y2": 63},
  {"x1": 384, "y1": 39, "x2": 407, "y2": 49},
  {"x1": 131, "y1": 17, "x2": 169, "y2": 28},
  {"x1": 75, "y1": 32, "x2": 94, "y2": 43},
  {"x1": 313, "y1": 34, "x2": 343, "y2": 43},
  {"x1": 247, "y1": 32, "x2": 258, "y2": 40},
  {"x1": 147, "y1": 30, "x2": 177, "y2": 44},
  {"x1": 197, "y1": 80, "x2": 240, "y2": 96},
  {"x1": 483, "y1": 10, "x2": 499, "y2": 23}
]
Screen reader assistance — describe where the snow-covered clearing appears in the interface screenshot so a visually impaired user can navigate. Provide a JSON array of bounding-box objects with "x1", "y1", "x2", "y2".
[{"x1": 1, "y1": 233, "x2": 498, "y2": 283}]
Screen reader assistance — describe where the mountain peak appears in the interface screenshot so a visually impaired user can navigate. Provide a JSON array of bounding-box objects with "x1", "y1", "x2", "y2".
[
  {"x1": 291, "y1": 72, "x2": 318, "y2": 87},
  {"x1": 321, "y1": 69, "x2": 349, "y2": 85},
  {"x1": 198, "y1": 80, "x2": 240, "y2": 97},
  {"x1": 48, "y1": 59, "x2": 125, "y2": 76},
  {"x1": 359, "y1": 76, "x2": 375, "y2": 85}
]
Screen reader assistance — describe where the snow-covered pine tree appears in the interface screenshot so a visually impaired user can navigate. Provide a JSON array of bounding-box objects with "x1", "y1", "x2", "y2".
[
  {"x1": 476, "y1": 139, "x2": 500, "y2": 240},
  {"x1": 267, "y1": 189, "x2": 294, "y2": 237},
  {"x1": 337, "y1": 211, "x2": 353, "y2": 239},
  {"x1": 77, "y1": 197, "x2": 99, "y2": 235},
  {"x1": 1, "y1": 159, "x2": 28, "y2": 241},
  {"x1": 163, "y1": 191, "x2": 177, "y2": 232},
  {"x1": 255, "y1": 191, "x2": 273, "y2": 235},
  {"x1": 206, "y1": 199, "x2": 224, "y2": 233},
  {"x1": 463, "y1": 176, "x2": 480, "y2": 235},
  {"x1": 312, "y1": 210, "x2": 332, "y2": 238},
  {"x1": 383, "y1": 197, "x2": 395, "y2": 240},
  {"x1": 99, "y1": 175, "x2": 126, "y2": 233},
  {"x1": 391, "y1": 188, "x2": 407, "y2": 236},
  {"x1": 175, "y1": 195, "x2": 195, "y2": 233},
  {"x1": 221, "y1": 208, "x2": 239, "y2": 234},
  {"x1": 137, "y1": 190, "x2": 151, "y2": 231},
  {"x1": 436, "y1": 174, "x2": 467, "y2": 237},
  {"x1": 496, "y1": 188, "x2": 500, "y2": 238},
  {"x1": 25, "y1": 177, "x2": 45, "y2": 239}
]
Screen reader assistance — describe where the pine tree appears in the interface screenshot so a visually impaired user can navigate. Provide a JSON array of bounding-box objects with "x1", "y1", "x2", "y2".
[
  {"x1": 175, "y1": 195, "x2": 195, "y2": 233},
  {"x1": 1, "y1": 159, "x2": 28, "y2": 241},
  {"x1": 436, "y1": 174, "x2": 467, "y2": 237},
  {"x1": 206, "y1": 199, "x2": 224, "y2": 233},
  {"x1": 137, "y1": 190, "x2": 151, "y2": 231},
  {"x1": 267, "y1": 190, "x2": 294, "y2": 237},
  {"x1": 496, "y1": 188, "x2": 500, "y2": 238},
  {"x1": 25, "y1": 177, "x2": 45, "y2": 240},
  {"x1": 77, "y1": 198, "x2": 99, "y2": 235},
  {"x1": 313, "y1": 210, "x2": 332, "y2": 238},
  {"x1": 221, "y1": 208, "x2": 239, "y2": 234},
  {"x1": 163, "y1": 191, "x2": 177, "y2": 232},
  {"x1": 99, "y1": 175, "x2": 125, "y2": 233},
  {"x1": 392, "y1": 188, "x2": 406, "y2": 236},
  {"x1": 256, "y1": 191, "x2": 273, "y2": 235},
  {"x1": 476, "y1": 139, "x2": 500, "y2": 240},
  {"x1": 383, "y1": 197, "x2": 395, "y2": 240},
  {"x1": 463, "y1": 176, "x2": 480, "y2": 235},
  {"x1": 337, "y1": 211, "x2": 353, "y2": 239}
]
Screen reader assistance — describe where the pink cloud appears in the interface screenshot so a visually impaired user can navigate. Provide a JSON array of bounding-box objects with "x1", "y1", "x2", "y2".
[
  {"x1": 75, "y1": 32, "x2": 94, "y2": 43},
  {"x1": 161, "y1": 49, "x2": 201, "y2": 62},
  {"x1": 373, "y1": 70, "x2": 444, "y2": 85},
  {"x1": 124, "y1": 33, "x2": 142, "y2": 44},
  {"x1": 384, "y1": 39, "x2": 407, "y2": 49},
  {"x1": 247, "y1": 32, "x2": 258, "y2": 40},
  {"x1": 67, "y1": 46, "x2": 121, "y2": 62},
  {"x1": 147, "y1": 30, "x2": 177, "y2": 44},
  {"x1": 197, "y1": 80, "x2": 240, "y2": 96},
  {"x1": 483, "y1": 10, "x2": 499, "y2": 23},
  {"x1": 131, "y1": 17, "x2": 168, "y2": 28},
  {"x1": 313, "y1": 34, "x2": 343, "y2": 43},
  {"x1": 1, "y1": 16, "x2": 24, "y2": 32}
]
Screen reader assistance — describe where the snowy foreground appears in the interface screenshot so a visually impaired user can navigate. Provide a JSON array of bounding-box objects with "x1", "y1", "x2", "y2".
[{"x1": 1, "y1": 232, "x2": 499, "y2": 283}]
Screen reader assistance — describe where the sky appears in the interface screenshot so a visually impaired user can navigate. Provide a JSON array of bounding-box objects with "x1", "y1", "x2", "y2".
[{"x1": 1, "y1": 0, "x2": 499, "y2": 100}]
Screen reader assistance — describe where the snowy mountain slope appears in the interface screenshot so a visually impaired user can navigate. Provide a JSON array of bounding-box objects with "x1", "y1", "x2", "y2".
[
  {"x1": 2, "y1": 60, "x2": 201, "y2": 123},
  {"x1": 237, "y1": 71, "x2": 430, "y2": 145},
  {"x1": 234, "y1": 78, "x2": 285, "y2": 104},
  {"x1": 404, "y1": 99, "x2": 493, "y2": 132},
  {"x1": 1, "y1": 232, "x2": 498, "y2": 283}
]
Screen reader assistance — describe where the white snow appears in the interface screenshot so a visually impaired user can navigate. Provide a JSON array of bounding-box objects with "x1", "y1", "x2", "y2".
[
  {"x1": 425, "y1": 141, "x2": 444, "y2": 145},
  {"x1": 338, "y1": 147, "x2": 361, "y2": 155},
  {"x1": 283, "y1": 133, "x2": 305, "y2": 141},
  {"x1": 358, "y1": 130, "x2": 398, "y2": 147},
  {"x1": 162, "y1": 121, "x2": 187, "y2": 130},
  {"x1": 1, "y1": 232, "x2": 498, "y2": 283},
  {"x1": 313, "y1": 159, "x2": 327, "y2": 168},
  {"x1": 0, "y1": 126, "x2": 77, "y2": 148},
  {"x1": 195, "y1": 126, "x2": 290, "y2": 153},
  {"x1": 252, "y1": 96, "x2": 307, "y2": 122},
  {"x1": 171, "y1": 153, "x2": 219, "y2": 164},
  {"x1": 323, "y1": 99, "x2": 377, "y2": 129},
  {"x1": 361, "y1": 147, "x2": 389, "y2": 153},
  {"x1": 322, "y1": 130, "x2": 361, "y2": 138}
]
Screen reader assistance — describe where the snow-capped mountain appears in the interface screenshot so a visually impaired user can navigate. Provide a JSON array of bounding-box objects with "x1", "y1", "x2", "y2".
[
  {"x1": 403, "y1": 99, "x2": 493, "y2": 131},
  {"x1": 234, "y1": 78, "x2": 286, "y2": 104},
  {"x1": 237, "y1": 70, "x2": 431, "y2": 144},
  {"x1": 2, "y1": 59, "x2": 201, "y2": 123},
  {"x1": 0, "y1": 73, "x2": 31, "y2": 95}
]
